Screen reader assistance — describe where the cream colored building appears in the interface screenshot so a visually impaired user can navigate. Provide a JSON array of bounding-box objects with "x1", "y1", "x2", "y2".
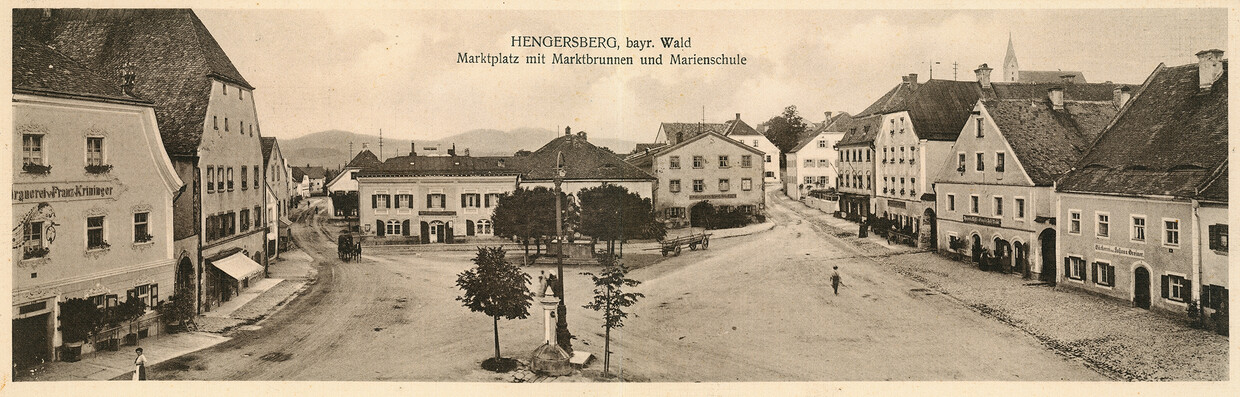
[
  {"x1": 12, "y1": 36, "x2": 183, "y2": 366},
  {"x1": 628, "y1": 131, "x2": 766, "y2": 228},
  {"x1": 934, "y1": 71, "x2": 1123, "y2": 280},
  {"x1": 785, "y1": 127, "x2": 845, "y2": 201}
]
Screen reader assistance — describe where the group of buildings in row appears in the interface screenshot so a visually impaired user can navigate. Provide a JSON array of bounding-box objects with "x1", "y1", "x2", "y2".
[
  {"x1": 10, "y1": 9, "x2": 325, "y2": 368},
  {"x1": 782, "y1": 39, "x2": 1228, "y2": 317}
]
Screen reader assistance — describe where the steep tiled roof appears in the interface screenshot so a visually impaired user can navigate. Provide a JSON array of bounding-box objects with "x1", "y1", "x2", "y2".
[
  {"x1": 1019, "y1": 70, "x2": 1087, "y2": 84},
  {"x1": 1197, "y1": 163, "x2": 1227, "y2": 202},
  {"x1": 1059, "y1": 62, "x2": 1227, "y2": 198},
  {"x1": 631, "y1": 143, "x2": 667, "y2": 155},
  {"x1": 988, "y1": 82, "x2": 1132, "y2": 101},
  {"x1": 260, "y1": 137, "x2": 277, "y2": 163},
  {"x1": 293, "y1": 166, "x2": 327, "y2": 180},
  {"x1": 723, "y1": 117, "x2": 762, "y2": 136},
  {"x1": 12, "y1": 34, "x2": 149, "y2": 104},
  {"x1": 515, "y1": 134, "x2": 655, "y2": 181},
  {"x1": 625, "y1": 131, "x2": 764, "y2": 171},
  {"x1": 15, "y1": 9, "x2": 253, "y2": 156},
  {"x1": 982, "y1": 98, "x2": 1119, "y2": 185},
  {"x1": 835, "y1": 114, "x2": 883, "y2": 147},
  {"x1": 345, "y1": 149, "x2": 382, "y2": 168},
  {"x1": 661, "y1": 122, "x2": 728, "y2": 144},
  {"x1": 291, "y1": 167, "x2": 306, "y2": 181},
  {"x1": 856, "y1": 79, "x2": 983, "y2": 141},
  {"x1": 358, "y1": 155, "x2": 520, "y2": 178}
]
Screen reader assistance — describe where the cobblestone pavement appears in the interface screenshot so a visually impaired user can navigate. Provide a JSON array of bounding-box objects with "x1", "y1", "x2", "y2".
[{"x1": 780, "y1": 194, "x2": 1229, "y2": 381}]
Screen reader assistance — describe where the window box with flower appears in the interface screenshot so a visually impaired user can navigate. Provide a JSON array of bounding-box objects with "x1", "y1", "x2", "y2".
[
  {"x1": 85, "y1": 164, "x2": 113, "y2": 174},
  {"x1": 89, "y1": 240, "x2": 111, "y2": 251},
  {"x1": 23, "y1": 163, "x2": 52, "y2": 174},
  {"x1": 135, "y1": 233, "x2": 154, "y2": 244},
  {"x1": 23, "y1": 246, "x2": 50, "y2": 260}
]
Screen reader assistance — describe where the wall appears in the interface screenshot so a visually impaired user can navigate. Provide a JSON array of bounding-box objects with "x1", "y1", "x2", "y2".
[
  {"x1": 358, "y1": 175, "x2": 520, "y2": 241},
  {"x1": 13, "y1": 94, "x2": 181, "y2": 358},
  {"x1": 1059, "y1": 193, "x2": 1195, "y2": 314},
  {"x1": 1198, "y1": 202, "x2": 1228, "y2": 312}
]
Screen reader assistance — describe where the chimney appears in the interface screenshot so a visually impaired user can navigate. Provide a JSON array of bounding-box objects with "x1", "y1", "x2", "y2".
[
  {"x1": 463, "y1": 148, "x2": 470, "y2": 156},
  {"x1": 120, "y1": 61, "x2": 136, "y2": 96},
  {"x1": 1060, "y1": 74, "x2": 1076, "y2": 84},
  {"x1": 1113, "y1": 86, "x2": 1132, "y2": 108},
  {"x1": 824, "y1": 111, "x2": 833, "y2": 122},
  {"x1": 974, "y1": 63, "x2": 993, "y2": 88},
  {"x1": 565, "y1": 126, "x2": 572, "y2": 136},
  {"x1": 1048, "y1": 86, "x2": 1064, "y2": 110},
  {"x1": 735, "y1": 113, "x2": 741, "y2": 120},
  {"x1": 1196, "y1": 49, "x2": 1224, "y2": 91},
  {"x1": 448, "y1": 143, "x2": 457, "y2": 157},
  {"x1": 907, "y1": 73, "x2": 918, "y2": 84},
  {"x1": 576, "y1": 130, "x2": 587, "y2": 140}
]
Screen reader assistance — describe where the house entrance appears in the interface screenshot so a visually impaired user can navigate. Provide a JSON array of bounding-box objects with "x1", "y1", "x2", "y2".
[
  {"x1": 13, "y1": 312, "x2": 51, "y2": 370},
  {"x1": 1134, "y1": 267, "x2": 1151, "y2": 309},
  {"x1": 1039, "y1": 228, "x2": 1056, "y2": 285}
]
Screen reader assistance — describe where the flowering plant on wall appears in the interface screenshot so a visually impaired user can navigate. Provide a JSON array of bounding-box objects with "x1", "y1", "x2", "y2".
[
  {"x1": 23, "y1": 163, "x2": 52, "y2": 174},
  {"x1": 85, "y1": 164, "x2": 113, "y2": 174}
]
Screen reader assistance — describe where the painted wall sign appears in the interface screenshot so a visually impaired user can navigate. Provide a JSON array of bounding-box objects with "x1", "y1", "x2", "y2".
[
  {"x1": 418, "y1": 210, "x2": 457, "y2": 216},
  {"x1": 13, "y1": 182, "x2": 118, "y2": 203},
  {"x1": 689, "y1": 194, "x2": 738, "y2": 199},
  {"x1": 963, "y1": 214, "x2": 1002, "y2": 227},
  {"x1": 887, "y1": 199, "x2": 907, "y2": 209},
  {"x1": 1094, "y1": 243, "x2": 1145, "y2": 259}
]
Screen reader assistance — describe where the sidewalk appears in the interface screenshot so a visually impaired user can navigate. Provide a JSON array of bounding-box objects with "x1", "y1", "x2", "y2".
[
  {"x1": 198, "y1": 248, "x2": 316, "y2": 333},
  {"x1": 785, "y1": 197, "x2": 1228, "y2": 381},
  {"x1": 16, "y1": 332, "x2": 228, "y2": 382}
]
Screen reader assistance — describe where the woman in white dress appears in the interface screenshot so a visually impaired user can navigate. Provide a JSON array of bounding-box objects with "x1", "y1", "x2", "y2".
[{"x1": 133, "y1": 348, "x2": 147, "y2": 381}]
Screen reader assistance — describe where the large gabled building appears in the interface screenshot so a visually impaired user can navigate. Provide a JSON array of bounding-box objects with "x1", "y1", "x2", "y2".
[
  {"x1": 934, "y1": 64, "x2": 1128, "y2": 280},
  {"x1": 1056, "y1": 50, "x2": 1227, "y2": 315},
  {"x1": 833, "y1": 114, "x2": 881, "y2": 221},
  {"x1": 12, "y1": 34, "x2": 184, "y2": 366},
  {"x1": 17, "y1": 9, "x2": 269, "y2": 314},
  {"x1": 721, "y1": 114, "x2": 780, "y2": 184},
  {"x1": 784, "y1": 112, "x2": 850, "y2": 200},
  {"x1": 628, "y1": 130, "x2": 766, "y2": 229}
]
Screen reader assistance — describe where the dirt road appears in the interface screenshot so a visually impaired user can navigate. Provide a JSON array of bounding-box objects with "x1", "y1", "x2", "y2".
[{"x1": 150, "y1": 193, "x2": 1107, "y2": 381}]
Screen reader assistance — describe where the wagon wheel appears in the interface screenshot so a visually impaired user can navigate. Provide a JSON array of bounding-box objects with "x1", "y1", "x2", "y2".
[
  {"x1": 674, "y1": 246, "x2": 682, "y2": 256},
  {"x1": 689, "y1": 243, "x2": 698, "y2": 251},
  {"x1": 701, "y1": 237, "x2": 710, "y2": 249}
]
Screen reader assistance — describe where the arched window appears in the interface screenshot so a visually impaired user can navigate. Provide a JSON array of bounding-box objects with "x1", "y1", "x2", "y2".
[
  {"x1": 477, "y1": 219, "x2": 493, "y2": 235},
  {"x1": 386, "y1": 219, "x2": 402, "y2": 236}
]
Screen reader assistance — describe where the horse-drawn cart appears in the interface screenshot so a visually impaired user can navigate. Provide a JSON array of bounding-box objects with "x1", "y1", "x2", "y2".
[
  {"x1": 658, "y1": 232, "x2": 711, "y2": 256},
  {"x1": 338, "y1": 234, "x2": 362, "y2": 261}
]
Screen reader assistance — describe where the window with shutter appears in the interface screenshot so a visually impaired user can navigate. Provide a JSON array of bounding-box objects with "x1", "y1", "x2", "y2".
[
  {"x1": 1091, "y1": 262, "x2": 1098, "y2": 283},
  {"x1": 376, "y1": 220, "x2": 385, "y2": 237},
  {"x1": 372, "y1": 195, "x2": 378, "y2": 208},
  {"x1": 1209, "y1": 224, "x2": 1228, "y2": 251},
  {"x1": 1161, "y1": 275, "x2": 1169, "y2": 299},
  {"x1": 386, "y1": 195, "x2": 392, "y2": 208},
  {"x1": 402, "y1": 220, "x2": 411, "y2": 236}
]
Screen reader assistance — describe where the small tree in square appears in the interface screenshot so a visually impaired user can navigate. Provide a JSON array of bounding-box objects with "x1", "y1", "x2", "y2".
[
  {"x1": 455, "y1": 246, "x2": 533, "y2": 372},
  {"x1": 582, "y1": 255, "x2": 644, "y2": 377}
]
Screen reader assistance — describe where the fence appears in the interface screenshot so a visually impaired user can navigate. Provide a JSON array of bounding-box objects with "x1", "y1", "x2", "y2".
[{"x1": 85, "y1": 313, "x2": 164, "y2": 356}]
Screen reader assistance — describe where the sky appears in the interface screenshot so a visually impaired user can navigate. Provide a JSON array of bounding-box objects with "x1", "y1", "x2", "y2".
[{"x1": 195, "y1": 7, "x2": 1227, "y2": 144}]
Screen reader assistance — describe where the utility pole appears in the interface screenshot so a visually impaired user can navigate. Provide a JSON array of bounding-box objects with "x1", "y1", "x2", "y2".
[
  {"x1": 348, "y1": 141, "x2": 354, "y2": 159},
  {"x1": 378, "y1": 128, "x2": 384, "y2": 160},
  {"x1": 553, "y1": 150, "x2": 571, "y2": 353}
]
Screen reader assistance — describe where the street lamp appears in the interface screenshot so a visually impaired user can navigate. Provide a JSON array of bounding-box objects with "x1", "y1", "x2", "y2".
[{"x1": 553, "y1": 151, "x2": 572, "y2": 353}]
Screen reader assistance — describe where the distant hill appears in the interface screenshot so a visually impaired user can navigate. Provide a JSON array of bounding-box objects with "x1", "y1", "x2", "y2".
[{"x1": 279, "y1": 128, "x2": 641, "y2": 169}]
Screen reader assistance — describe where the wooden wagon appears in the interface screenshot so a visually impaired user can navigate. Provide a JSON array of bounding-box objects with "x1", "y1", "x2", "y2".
[{"x1": 658, "y1": 232, "x2": 710, "y2": 257}]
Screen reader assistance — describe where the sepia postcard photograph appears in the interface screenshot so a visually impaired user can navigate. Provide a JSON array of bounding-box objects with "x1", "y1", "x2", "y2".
[{"x1": 3, "y1": 1, "x2": 1236, "y2": 395}]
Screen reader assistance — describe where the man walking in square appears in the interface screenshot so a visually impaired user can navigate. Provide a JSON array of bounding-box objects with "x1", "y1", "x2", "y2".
[{"x1": 831, "y1": 266, "x2": 843, "y2": 295}]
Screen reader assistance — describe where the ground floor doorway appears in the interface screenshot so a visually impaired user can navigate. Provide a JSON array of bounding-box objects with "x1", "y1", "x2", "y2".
[
  {"x1": 1039, "y1": 228, "x2": 1056, "y2": 285},
  {"x1": 1134, "y1": 267, "x2": 1151, "y2": 309},
  {"x1": 12, "y1": 312, "x2": 51, "y2": 370}
]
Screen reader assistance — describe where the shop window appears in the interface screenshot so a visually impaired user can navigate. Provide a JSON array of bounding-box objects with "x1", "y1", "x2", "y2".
[
  {"x1": 1093, "y1": 261, "x2": 1115, "y2": 286},
  {"x1": 1065, "y1": 256, "x2": 1086, "y2": 280}
]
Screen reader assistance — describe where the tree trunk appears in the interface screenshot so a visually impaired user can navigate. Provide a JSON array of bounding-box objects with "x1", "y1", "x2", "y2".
[
  {"x1": 604, "y1": 288, "x2": 612, "y2": 375},
  {"x1": 493, "y1": 315, "x2": 501, "y2": 360}
]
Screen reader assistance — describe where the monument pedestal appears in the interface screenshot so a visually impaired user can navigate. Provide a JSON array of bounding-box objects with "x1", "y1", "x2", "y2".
[{"x1": 530, "y1": 296, "x2": 572, "y2": 376}]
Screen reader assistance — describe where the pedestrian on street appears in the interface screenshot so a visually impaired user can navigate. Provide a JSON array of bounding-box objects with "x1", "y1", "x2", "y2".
[
  {"x1": 132, "y1": 348, "x2": 147, "y2": 381},
  {"x1": 830, "y1": 266, "x2": 844, "y2": 295}
]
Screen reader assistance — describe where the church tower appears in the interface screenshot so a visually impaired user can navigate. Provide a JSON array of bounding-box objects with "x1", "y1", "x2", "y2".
[{"x1": 1003, "y1": 34, "x2": 1019, "y2": 82}]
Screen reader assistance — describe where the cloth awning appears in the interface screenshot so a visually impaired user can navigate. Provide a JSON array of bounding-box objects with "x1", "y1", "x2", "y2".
[
  {"x1": 279, "y1": 217, "x2": 293, "y2": 227},
  {"x1": 212, "y1": 252, "x2": 263, "y2": 281}
]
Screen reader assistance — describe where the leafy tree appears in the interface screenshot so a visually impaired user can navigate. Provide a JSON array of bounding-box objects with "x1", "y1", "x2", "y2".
[
  {"x1": 329, "y1": 191, "x2": 359, "y2": 217},
  {"x1": 763, "y1": 105, "x2": 808, "y2": 169},
  {"x1": 493, "y1": 187, "x2": 578, "y2": 258},
  {"x1": 57, "y1": 298, "x2": 103, "y2": 344},
  {"x1": 582, "y1": 255, "x2": 644, "y2": 376},
  {"x1": 455, "y1": 246, "x2": 533, "y2": 368},
  {"x1": 157, "y1": 286, "x2": 196, "y2": 331},
  {"x1": 578, "y1": 185, "x2": 665, "y2": 255}
]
